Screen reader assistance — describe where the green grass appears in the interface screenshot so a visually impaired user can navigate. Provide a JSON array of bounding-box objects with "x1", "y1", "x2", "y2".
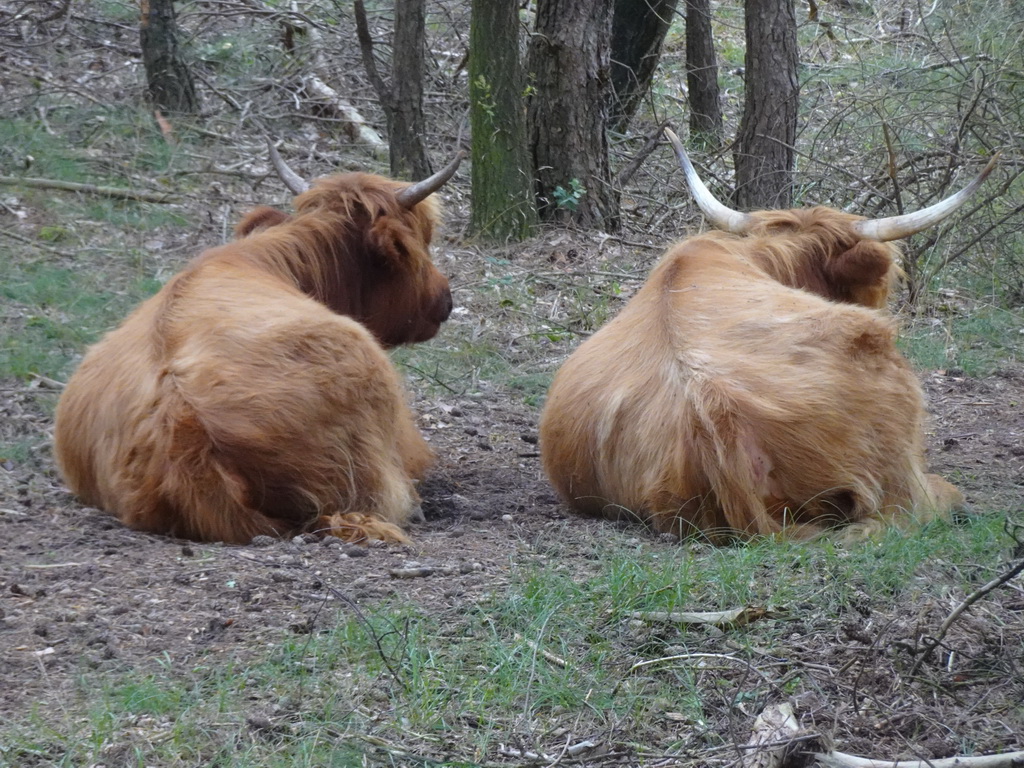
[
  {"x1": 0, "y1": 437, "x2": 38, "y2": 464},
  {"x1": 1, "y1": 108, "x2": 186, "y2": 189},
  {"x1": 395, "y1": 258, "x2": 634, "y2": 404},
  {"x1": 897, "y1": 302, "x2": 1022, "y2": 375},
  {"x1": 0, "y1": 260, "x2": 161, "y2": 381},
  {"x1": 1, "y1": 514, "x2": 1016, "y2": 767},
  {"x1": 0, "y1": 119, "x2": 94, "y2": 184}
]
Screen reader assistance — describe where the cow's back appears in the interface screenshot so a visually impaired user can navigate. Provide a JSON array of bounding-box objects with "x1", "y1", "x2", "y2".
[
  {"x1": 539, "y1": 246, "x2": 939, "y2": 540},
  {"x1": 55, "y1": 262, "x2": 430, "y2": 542}
]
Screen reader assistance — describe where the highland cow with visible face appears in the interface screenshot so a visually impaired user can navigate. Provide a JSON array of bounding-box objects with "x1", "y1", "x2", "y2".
[{"x1": 55, "y1": 148, "x2": 464, "y2": 544}]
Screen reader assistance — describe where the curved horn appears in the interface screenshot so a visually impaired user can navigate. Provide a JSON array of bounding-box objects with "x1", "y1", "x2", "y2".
[
  {"x1": 852, "y1": 154, "x2": 999, "y2": 241},
  {"x1": 395, "y1": 150, "x2": 468, "y2": 209},
  {"x1": 266, "y1": 138, "x2": 310, "y2": 196},
  {"x1": 664, "y1": 128, "x2": 755, "y2": 235}
]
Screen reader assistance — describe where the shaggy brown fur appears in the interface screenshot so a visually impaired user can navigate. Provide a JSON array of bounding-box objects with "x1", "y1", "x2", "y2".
[
  {"x1": 54, "y1": 173, "x2": 451, "y2": 544},
  {"x1": 540, "y1": 207, "x2": 964, "y2": 542}
]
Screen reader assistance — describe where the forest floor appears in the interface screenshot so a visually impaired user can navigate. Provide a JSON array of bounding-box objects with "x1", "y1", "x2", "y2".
[
  {"x1": 2, "y1": 260, "x2": 1023, "y2": 765},
  {"x1": 2, "y1": 0, "x2": 1023, "y2": 763}
]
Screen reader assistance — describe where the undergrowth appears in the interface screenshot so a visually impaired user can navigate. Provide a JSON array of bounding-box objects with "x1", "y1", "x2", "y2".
[
  {"x1": 1, "y1": 514, "x2": 1017, "y2": 767},
  {"x1": 0, "y1": 259, "x2": 162, "y2": 382}
]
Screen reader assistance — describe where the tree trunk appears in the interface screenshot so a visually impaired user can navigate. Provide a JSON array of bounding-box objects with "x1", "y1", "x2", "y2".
[
  {"x1": 609, "y1": 0, "x2": 679, "y2": 133},
  {"x1": 733, "y1": 0, "x2": 798, "y2": 209},
  {"x1": 527, "y1": 0, "x2": 619, "y2": 231},
  {"x1": 468, "y1": 0, "x2": 536, "y2": 241},
  {"x1": 685, "y1": 0, "x2": 722, "y2": 144},
  {"x1": 139, "y1": 0, "x2": 199, "y2": 115},
  {"x1": 390, "y1": 0, "x2": 431, "y2": 179},
  {"x1": 353, "y1": 0, "x2": 431, "y2": 179}
]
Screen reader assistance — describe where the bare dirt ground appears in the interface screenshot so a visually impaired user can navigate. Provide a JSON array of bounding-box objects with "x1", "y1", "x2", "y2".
[{"x1": 2, "y1": 346, "x2": 1023, "y2": 763}]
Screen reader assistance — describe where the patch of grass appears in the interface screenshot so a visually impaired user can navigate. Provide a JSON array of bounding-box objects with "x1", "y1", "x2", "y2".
[
  {"x1": 395, "y1": 335, "x2": 517, "y2": 397},
  {"x1": 898, "y1": 303, "x2": 1022, "y2": 374},
  {"x1": 0, "y1": 514, "x2": 1015, "y2": 766},
  {"x1": 0, "y1": 118, "x2": 93, "y2": 184},
  {"x1": 0, "y1": 260, "x2": 160, "y2": 381},
  {"x1": 396, "y1": 259, "x2": 637, "y2": 405},
  {"x1": 0, "y1": 437, "x2": 38, "y2": 464},
  {"x1": 77, "y1": 199, "x2": 190, "y2": 232},
  {"x1": 92, "y1": 0, "x2": 137, "y2": 23},
  {"x1": 1, "y1": 107, "x2": 192, "y2": 200}
]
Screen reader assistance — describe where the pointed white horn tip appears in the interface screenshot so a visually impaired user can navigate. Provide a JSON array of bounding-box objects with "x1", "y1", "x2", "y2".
[
  {"x1": 395, "y1": 150, "x2": 467, "y2": 208},
  {"x1": 853, "y1": 154, "x2": 1001, "y2": 241},
  {"x1": 664, "y1": 126, "x2": 754, "y2": 235}
]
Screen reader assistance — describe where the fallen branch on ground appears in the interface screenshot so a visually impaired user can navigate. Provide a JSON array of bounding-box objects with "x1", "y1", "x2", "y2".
[
  {"x1": 0, "y1": 176, "x2": 180, "y2": 203},
  {"x1": 513, "y1": 632, "x2": 568, "y2": 668},
  {"x1": 280, "y1": 1, "x2": 387, "y2": 157},
  {"x1": 613, "y1": 651, "x2": 772, "y2": 695},
  {"x1": 629, "y1": 605, "x2": 772, "y2": 630},
  {"x1": 300, "y1": 73, "x2": 388, "y2": 154},
  {"x1": 0, "y1": 227, "x2": 74, "y2": 257},
  {"x1": 818, "y1": 750, "x2": 1024, "y2": 768},
  {"x1": 30, "y1": 372, "x2": 66, "y2": 389},
  {"x1": 911, "y1": 546, "x2": 1024, "y2": 674}
]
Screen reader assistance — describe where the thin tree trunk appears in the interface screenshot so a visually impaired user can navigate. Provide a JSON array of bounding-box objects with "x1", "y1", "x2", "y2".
[
  {"x1": 468, "y1": 0, "x2": 536, "y2": 241},
  {"x1": 685, "y1": 0, "x2": 722, "y2": 144},
  {"x1": 390, "y1": 0, "x2": 431, "y2": 179},
  {"x1": 609, "y1": 0, "x2": 679, "y2": 133},
  {"x1": 139, "y1": 0, "x2": 199, "y2": 115},
  {"x1": 733, "y1": 0, "x2": 798, "y2": 208},
  {"x1": 353, "y1": 0, "x2": 432, "y2": 180},
  {"x1": 527, "y1": 0, "x2": 619, "y2": 231}
]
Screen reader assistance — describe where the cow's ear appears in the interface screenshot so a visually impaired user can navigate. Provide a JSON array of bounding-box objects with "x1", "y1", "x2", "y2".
[
  {"x1": 829, "y1": 241, "x2": 894, "y2": 288},
  {"x1": 827, "y1": 241, "x2": 896, "y2": 308},
  {"x1": 235, "y1": 206, "x2": 291, "y2": 237},
  {"x1": 366, "y1": 214, "x2": 421, "y2": 268}
]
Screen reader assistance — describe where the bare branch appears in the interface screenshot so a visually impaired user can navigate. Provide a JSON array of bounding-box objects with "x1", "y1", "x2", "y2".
[
  {"x1": 819, "y1": 750, "x2": 1024, "y2": 768},
  {"x1": 614, "y1": 121, "x2": 669, "y2": 189},
  {"x1": 910, "y1": 553, "x2": 1024, "y2": 675},
  {"x1": 352, "y1": 0, "x2": 392, "y2": 110},
  {"x1": 0, "y1": 176, "x2": 180, "y2": 203}
]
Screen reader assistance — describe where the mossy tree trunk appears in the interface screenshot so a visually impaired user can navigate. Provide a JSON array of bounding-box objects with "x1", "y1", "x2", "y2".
[
  {"x1": 685, "y1": 0, "x2": 722, "y2": 144},
  {"x1": 527, "y1": 0, "x2": 619, "y2": 231},
  {"x1": 468, "y1": 0, "x2": 536, "y2": 241},
  {"x1": 139, "y1": 0, "x2": 199, "y2": 115},
  {"x1": 609, "y1": 0, "x2": 679, "y2": 133},
  {"x1": 733, "y1": 0, "x2": 798, "y2": 208}
]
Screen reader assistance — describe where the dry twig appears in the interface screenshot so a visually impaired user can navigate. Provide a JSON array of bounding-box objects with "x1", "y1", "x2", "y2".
[
  {"x1": 910, "y1": 549, "x2": 1024, "y2": 675},
  {"x1": 818, "y1": 750, "x2": 1024, "y2": 768},
  {"x1": 0, "y1": 176, "x2": 179, "y2": 203},
  {"x1": 513, "y1": 632, "x2": 568, "y2": 668}
]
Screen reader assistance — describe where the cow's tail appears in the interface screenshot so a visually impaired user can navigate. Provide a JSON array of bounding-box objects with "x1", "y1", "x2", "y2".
[
  {"x1": 685, "y1": 377, "x2": 786, "y2": 538},
  {"x1": 154, "y1": 394, "x2": 288, "y2": 543}
]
